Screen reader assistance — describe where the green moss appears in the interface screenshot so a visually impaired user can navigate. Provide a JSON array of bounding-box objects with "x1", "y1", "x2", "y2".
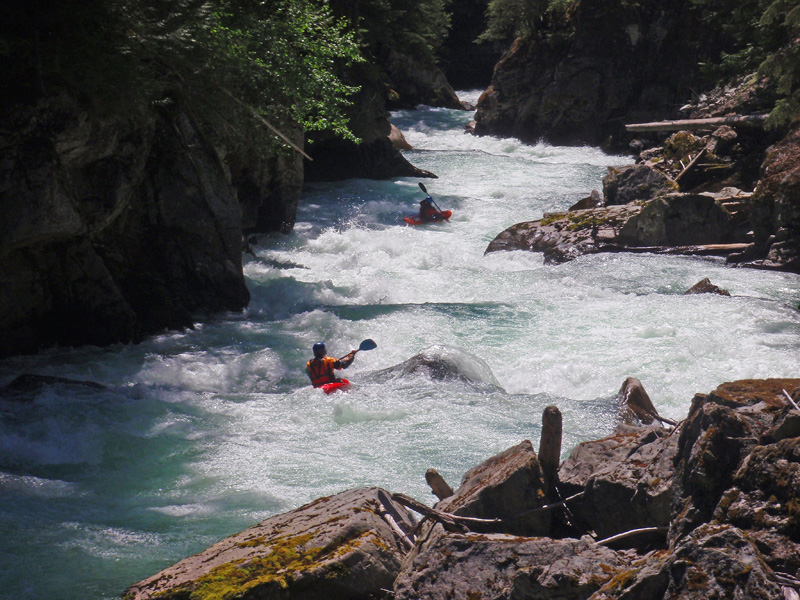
[
  {"x1": 168, "y1": 527, "x2": 389, "y2": 600},
  {"x1": 175, "y1": 533, "x2": 321, "y2": 600},
  {"x1": 566, "y1": 211, "x2": 611, "y2": 231},
  {"x1": 540, "y1": 212, "x2": 568, "y2": 226}
]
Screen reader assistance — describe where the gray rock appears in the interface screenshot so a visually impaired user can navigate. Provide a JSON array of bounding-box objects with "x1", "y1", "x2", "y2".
[
  {"x1": 617, "y1": 193, "x2": 739, "y2": 247},
  {"x1": 683, "y1": 278, "x2": 731, "y2": 296},
  {"x1": 122, "y1": 487, "x2": 416, "y2": 600},
  {"x1": 669, "y1": 379, "x2": 800, "y2": 544},
  {"x1": 0, "y1": 94, "x2": 255, "y2": 358},
  {"x1": 484, "y1": 204, "x2": 643, "y2": 264},
  {"x1": 436, "y1": 440, "x2": 550, "y2": 537},
  {"x1": 591, "y1": 524, "x2": 785, "y2": 599},
  {"x1": 394, "y1": 530, "x2": 638, "y2": 600},
  {"x1": 603, "y1": 164, "x2": 678, "y2": 206},
  {"x1": 559, "y1": 424, "x2": 677, "y2": 540}
]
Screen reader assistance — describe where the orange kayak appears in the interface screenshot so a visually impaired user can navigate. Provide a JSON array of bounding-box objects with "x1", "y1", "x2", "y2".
[
  {"x1": 320, "y1": 379, "x2": 351, "y2": 394},
  {"x1": 403, "y1": 210, "x2": 452, "y2": 226}
]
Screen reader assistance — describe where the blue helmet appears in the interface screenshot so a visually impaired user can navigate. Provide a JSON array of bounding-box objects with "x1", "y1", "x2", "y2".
[{"x1": 313, "y1": 342, "x2": 326, "y2": 358}]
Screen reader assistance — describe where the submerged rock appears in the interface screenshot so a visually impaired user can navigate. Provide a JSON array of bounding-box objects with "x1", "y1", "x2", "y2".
[
  {"x1": 683, "y1": 278, "x2": 731, "y2": 296},
  {"x1": 369, "y1": 345, "x2": 503, "y2": 390},
  {"x1": 0, "y1": 374, "x2": 108, "y2": 401}
]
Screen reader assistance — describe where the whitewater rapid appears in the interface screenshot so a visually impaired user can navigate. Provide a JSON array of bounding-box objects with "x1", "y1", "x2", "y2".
[{"x1": 1, "y1": 90, "x2": 798, "y2": 600}]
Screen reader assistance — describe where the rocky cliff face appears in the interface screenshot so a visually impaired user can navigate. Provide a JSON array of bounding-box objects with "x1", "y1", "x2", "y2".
[
  {"x1": 474, "y1": 0, "x2": 705, "y2": 147},
  {"x1": 736, "y1": 118, "x2": 800, "y2": 272},
  {"x1": 0, "y1": 94, "x2": 301, "y2": 359}
]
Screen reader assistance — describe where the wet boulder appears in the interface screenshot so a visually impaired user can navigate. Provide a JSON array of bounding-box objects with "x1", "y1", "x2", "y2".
[
  {"x1": 122, "y1": 487, "x2": 416, "y2": 600},
  {"x1": 394, "y1": 531, "x2": 638, "y2": 600},
  {"x1": 684, "y1": 277, "x2": 731, "y2": 296},
  {"x1": 370, "y1": 345, "x2": 503, "y2": 390},
  {"x1": 617, "y1": 193, "x2": 740, "y2": 247}
]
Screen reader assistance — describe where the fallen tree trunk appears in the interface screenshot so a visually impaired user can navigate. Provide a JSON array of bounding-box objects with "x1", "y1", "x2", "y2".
[
  {"x1": 625, "y1": 114, "x2": 768, "y2": 133},
  {"x1": 599, "y1": 243, "x2": 750, "y2": 257},
  {"x1": 391, "y1": 491, "x2": 585, "y2": 534}
]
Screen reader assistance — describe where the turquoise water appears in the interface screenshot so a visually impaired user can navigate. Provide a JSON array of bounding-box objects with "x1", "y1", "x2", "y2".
[{"x1": 1, "y1": 91, "x2": 799, "y2": 599}]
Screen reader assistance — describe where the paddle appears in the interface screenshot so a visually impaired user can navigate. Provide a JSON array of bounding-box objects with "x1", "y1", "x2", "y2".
[
  {"x1": 417, "y1": 182, "x2": 448, "y2": 221},
  {"x1": 340, "y1": 339, "x2": 377, "y2": 360}
]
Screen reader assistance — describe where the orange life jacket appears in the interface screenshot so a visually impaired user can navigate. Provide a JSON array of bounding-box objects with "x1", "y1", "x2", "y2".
[
  {"x1": 307, "y1": 357, "x2": 337, "y2": 387},
  {"x1": 420, "y1": 200, "x2": 438, "y2": 220}
]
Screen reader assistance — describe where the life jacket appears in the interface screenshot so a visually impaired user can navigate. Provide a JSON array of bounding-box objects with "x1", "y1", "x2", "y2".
[
  {"x1": 307, "y1": 356, "x2": 337, "y2": 387},
  {"x1": 420, "y1": 199, "x2": 438, "y2": 220}
]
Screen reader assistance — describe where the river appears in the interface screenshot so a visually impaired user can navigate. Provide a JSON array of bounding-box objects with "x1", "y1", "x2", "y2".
[{"x1": 1, "y1": 90, "x2": 799, "y2": 599}]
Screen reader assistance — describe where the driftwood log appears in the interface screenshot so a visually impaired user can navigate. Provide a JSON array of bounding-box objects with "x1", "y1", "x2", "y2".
[
  {"x1": 391, "y1": 492, "x2": 585, "y2": 534},
  {"x1": 674, "y1": 147, "x2": 707, "y2": 184},
  {"x1": 625, "y1": 114, "x2": 768, "y2": 133},
  {"x1": 538, "y1": 406, "x2": 562, "y2": 498},
  {"x1": 425, "y1": 468, "x2": 454, "y2": 501}
]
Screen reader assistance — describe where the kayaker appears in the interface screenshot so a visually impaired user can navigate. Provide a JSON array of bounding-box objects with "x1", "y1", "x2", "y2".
[
  {"x1": 419, "y1": 196, "x2": 441, "y2": 222},
  {"x1": 306, "y1": 342, "x2": 356, "y2": 388}
]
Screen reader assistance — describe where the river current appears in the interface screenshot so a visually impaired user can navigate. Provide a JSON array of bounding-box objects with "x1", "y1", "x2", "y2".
[{"x1": 1, "y1": 91, "x2": 799, "y2": 599}]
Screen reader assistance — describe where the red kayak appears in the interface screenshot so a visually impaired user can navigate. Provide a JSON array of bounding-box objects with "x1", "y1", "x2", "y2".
[
  {"x1": 320, "y1": 379, "x2": 351, "y2": 394},
  {"x1": 403, "y1": 210, "x2": 452, "y2": 226}
]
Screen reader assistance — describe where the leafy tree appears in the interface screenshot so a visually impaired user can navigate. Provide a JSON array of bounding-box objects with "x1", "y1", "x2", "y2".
[
  {"x1": 0, "y1": 0, "x2": 363, "y2": 150},
  {"x1": 329, "y1": 0, "x2": 451, "y2": 64},
  {"x1": 756, "y1": 0, "x2": 800, "y2": 127},
  {"x1": 687, "y1": 0, "x2": 800, "y2": 127},
  {"x1": 477, "y1": 0, "x2": 572, "y2": 45}
]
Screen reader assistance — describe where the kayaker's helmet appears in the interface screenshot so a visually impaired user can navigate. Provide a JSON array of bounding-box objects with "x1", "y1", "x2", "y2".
[{"x1": 313, "y1": 342, "x2": 326, "y2": 358}]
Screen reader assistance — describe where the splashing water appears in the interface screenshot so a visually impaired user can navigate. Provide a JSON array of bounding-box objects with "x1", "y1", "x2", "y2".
[{"x1": 1, "y1": 90, "x2": 798, "y2": 599}]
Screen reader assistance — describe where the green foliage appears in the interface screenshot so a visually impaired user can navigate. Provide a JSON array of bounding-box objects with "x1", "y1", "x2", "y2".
[
  {"x1": 478, "y1": 0, "x2": 573, "y2": 44},
  {"x1": 757, "y1": 1, "x2": 800, "y2": 127},
  {"x1": 687, "y1": 0, "x2": 800, "y2": 127},
  {"x1": 0, "y1": 0, "x2": 363, "y2": 150},
  {"x1": 330, "y1": 0, "x2": 451, "y2": 64}
]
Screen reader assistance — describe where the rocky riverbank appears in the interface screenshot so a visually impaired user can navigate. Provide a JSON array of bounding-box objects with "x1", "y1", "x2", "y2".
[
  {"x1": 484, "y1": 114, "x2": 800, "y2": 273},
  {"x1": 123, "y1": 378, "x2": 800, "y2": 600}
]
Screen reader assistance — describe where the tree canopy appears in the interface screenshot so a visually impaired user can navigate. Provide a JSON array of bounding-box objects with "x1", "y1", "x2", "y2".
[{"x1": 0, "y1": 0, "x2": 363, "y2": 152}]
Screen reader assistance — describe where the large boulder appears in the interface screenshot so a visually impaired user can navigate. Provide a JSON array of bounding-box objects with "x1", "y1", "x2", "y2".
[
  {"x1": 559, "y1": 424, "x2": 677, "y2": 540},
  {"x1": 603, "y1": 164, "x2": 678, "y2": 206},
  {"x1": 394, "y1": 531, "x2": 638, "y2": 600},
  {"x1": 435, "y1": 440, "x2": 551, "y2": 537},
  {"x1": 669, "y1": 379, "x2": 800, "y2": 544},
  {"x1": 484, "y1": 204, "x2": 643, "y2": 263},
  {"x1": 484, "y1": 192, "x2": 746, "y2": 264},
  {"x1": 617, "y1": 193, "x2": 742, "y2": 246},
  {"x1": 122, "y1": 487, "x2": 416, "y2": 600}
]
